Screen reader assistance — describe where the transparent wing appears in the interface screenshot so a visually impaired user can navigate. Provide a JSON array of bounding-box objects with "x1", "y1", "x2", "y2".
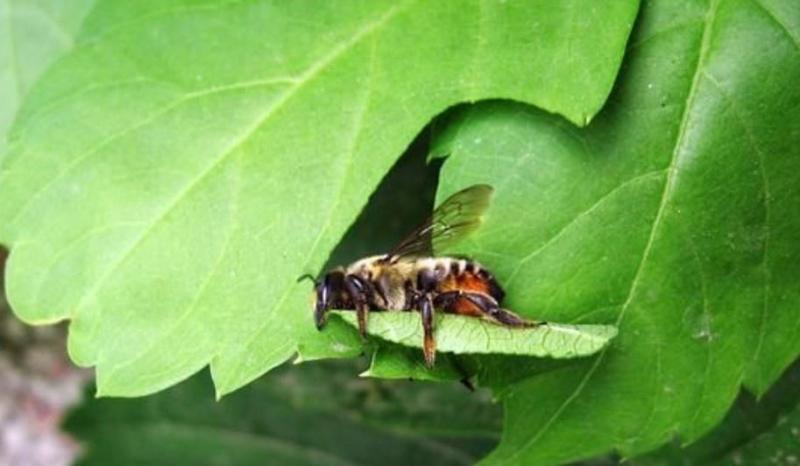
[{"x1": 387, "y1": 184, "x2": 494, "y2": 260}]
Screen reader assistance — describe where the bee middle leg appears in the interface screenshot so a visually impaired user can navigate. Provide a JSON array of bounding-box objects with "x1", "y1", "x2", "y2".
[
  {"x1": 416, "y1": 268, "x2": 439, "y2": 367},
  {"x1": 419, "y1": 293, "x2": 436, "y2": 367}
]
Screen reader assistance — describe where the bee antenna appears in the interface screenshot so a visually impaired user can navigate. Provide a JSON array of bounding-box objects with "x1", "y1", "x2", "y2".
[{"x1": 297, "y1": 273, "x2": 317, "y2": 284}]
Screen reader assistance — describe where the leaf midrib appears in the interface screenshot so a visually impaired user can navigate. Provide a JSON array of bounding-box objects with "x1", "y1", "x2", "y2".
[
  {"x1": 505, "y1": 169, "x2": 667, "y2": 286},
  {"x1": 501, "y1": 0, "x2": 723, "y2": 460}
]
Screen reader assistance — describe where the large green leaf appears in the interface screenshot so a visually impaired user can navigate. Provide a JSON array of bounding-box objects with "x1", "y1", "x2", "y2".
[
  {"x1": 431, "y1": 0, "x2": 800, "y2": 463},
  {"x1": 66, "y1": 360, "x2": 501, "y2": 466},
  {"x1": 0, "y1": 0, "x2": 638, "y2": 397},
  {"x1": 0, "y1": 0, "x2": 95, "y2": 153}
]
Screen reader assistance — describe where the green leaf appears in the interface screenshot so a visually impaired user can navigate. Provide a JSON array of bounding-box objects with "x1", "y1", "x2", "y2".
[
  {"x1": 361, "y1": 344, "x2": 468, "y2": 383},
  {"x1": 431, "y1": 0, "x2": 800, "y2": 463},
  {"x1": 66, "y1": 361, "x2": 501, "y2": 466},
  {"x1": 0, "y1": 0, "x2": 639, "y2": 397},
  {"x1": 334, "y1": 312, "x2": 617, "y2": 359},
  {"x1": 296, "y1": 132, "x2": 440, "y2": 366},
  {"x1": 0, "y1": 0, "x2": 95, "y2": 154},
  {"x1": 716, "y1": 402, "x2": 800, "y2": 466},
  {"x1": 633, "y1": 360, "x2": 800, "y2": 465}
]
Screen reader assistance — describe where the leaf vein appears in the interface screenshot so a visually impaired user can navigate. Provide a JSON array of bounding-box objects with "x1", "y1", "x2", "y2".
[
  {"x1": 700, "y1": 69, "x2": 772, "y2": 381},
  {"x1": 64, "y1": 2, "x2": 417, "y2": 352},
  {"x1": 6, "y1": 76, "x2": 294, "y2": 232},
  {"x1": 504, "y1": 0, "x2": 722, "y2": 458},
  {"x1": 686, "y1": 231, "x2": 715, "y2": 430},
  {"x1": 210, "y1": 0, "x2": 416, "y2": 387},
  {"x1": 749, "y1": 0, "x2": 800, "y2": 51},
  {"x1": 506, "y1": 169, "x2": 666, "y2": 285},
  {"x1": 102, "y1": 154, "x2": 242, "y2": 379}
]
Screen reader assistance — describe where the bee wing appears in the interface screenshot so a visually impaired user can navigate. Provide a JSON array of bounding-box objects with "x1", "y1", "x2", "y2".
[{"x1": 387, "y1": 184, "x2": 494, "y2": 260}]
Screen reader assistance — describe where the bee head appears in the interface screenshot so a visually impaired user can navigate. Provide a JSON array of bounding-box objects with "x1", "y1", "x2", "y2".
[{"x1": 303, "y1": 270, "x2": 346, "y2": 329}]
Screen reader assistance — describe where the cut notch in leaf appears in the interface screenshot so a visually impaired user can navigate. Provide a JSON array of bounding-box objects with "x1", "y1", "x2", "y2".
[{"x1": 333, "y1": 311, "x2": 617, "y2": 359}]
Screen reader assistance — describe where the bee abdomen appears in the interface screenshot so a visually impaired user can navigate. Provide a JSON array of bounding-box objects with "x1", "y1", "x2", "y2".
[
  {"x1": 482, "y1": 271, "x2": 505, "y2": 302},
  {"x1": 433, "y1": 258, "x2": 505, "y2": 303}
]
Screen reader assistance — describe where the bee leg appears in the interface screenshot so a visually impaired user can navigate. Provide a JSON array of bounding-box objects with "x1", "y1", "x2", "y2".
[
  {"x1": 489, "y1": 307, "x2": 543, "y2": 327},
  {"x1": 314, "y1": 273, "x2": 334, "y2": 330},
  {"x1": 445, "y1": 354, "x2": 475, "y2": 391},
  {"x1": 344, "y1": 274, "x2": 371, "y2": 338},
  {"x1": 402, "y1": 279, "x2": 419, "y2": 311},
  {"x1": 415, "y1": 268, "x2": 439, "y2": 366},
  {"x1": 432, "y1": 290, "x2": 463, "y2": 309},
  {"x1": 314, "y1": 301, "x2": 329, "y2": 330},
  {"x1": 419, "y1": 293, "x2": 436, "y2": 367},
  {"x1": 462, "y1": 292, "x2": 545, "y2": 328}
]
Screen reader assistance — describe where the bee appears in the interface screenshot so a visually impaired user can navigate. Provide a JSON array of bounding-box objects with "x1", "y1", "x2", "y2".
[{"x1": 312, "y1": 184, "x2": 541, "y2": 366}]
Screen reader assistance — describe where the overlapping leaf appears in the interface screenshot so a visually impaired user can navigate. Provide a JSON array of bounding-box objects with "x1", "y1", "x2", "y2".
[
  {"x1": 0, "y1": 0, "x2": 639, "y2": 397},
  {"x1": 430, "y1": 0, "x2": 800, "y2": 463}
]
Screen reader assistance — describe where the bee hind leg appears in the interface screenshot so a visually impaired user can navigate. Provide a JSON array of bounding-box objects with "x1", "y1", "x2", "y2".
[{"x1": 461, "y1": 292, "x2": 545, "y2": 328}]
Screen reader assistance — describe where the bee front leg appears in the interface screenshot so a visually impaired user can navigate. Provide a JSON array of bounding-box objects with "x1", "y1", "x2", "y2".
[
  {"x1": 419, "y1": 293, "x2": 436, "y2": 367},
  {"x1": 314, "y1": 299, "x2": 329, "y2": 330},
  {"x1": 314, "y1": 273, "x2": 336, "y2": 330},
  {"x1": 344, "y1": 275, "x2": 371, "y2": 338}
]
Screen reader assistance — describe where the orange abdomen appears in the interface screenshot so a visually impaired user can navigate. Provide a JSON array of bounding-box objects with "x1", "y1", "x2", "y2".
[{"x1": 439, "y1": 271, "x2": 495, "y2": 316}]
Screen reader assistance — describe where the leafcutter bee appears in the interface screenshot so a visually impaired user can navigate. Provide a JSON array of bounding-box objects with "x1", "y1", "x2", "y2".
[{"x1": 312, "y1": 184, "x2": 541, "y2": 366}]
